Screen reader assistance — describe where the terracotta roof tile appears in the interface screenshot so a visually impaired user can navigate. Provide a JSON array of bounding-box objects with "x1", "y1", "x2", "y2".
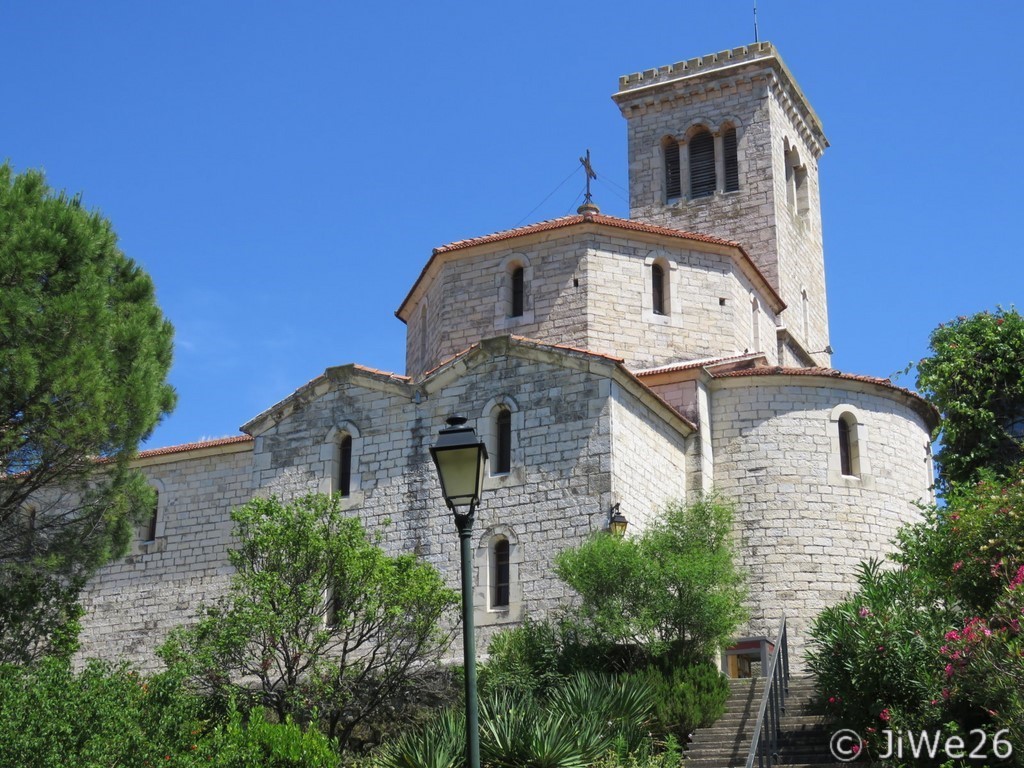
[
  {"x1": 508, "y1": 335, "x2": 626, "y2": 364},
  {"x1": 709, "y1": 366, "x2": 939, "y2": 425},
  {"x1": 633, "y1": 353, "x2": 762, "y2": 377},
  {"x1": 136, "y1": 435, "x2": 253, "y2": 460},
  {"x1": 432, "y1": 213, "x2": 741, "y2": 254}
]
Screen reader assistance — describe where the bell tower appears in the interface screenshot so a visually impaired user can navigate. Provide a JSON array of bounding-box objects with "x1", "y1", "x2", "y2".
[{"x1": 612, "y1": 43, "x2": 831, "y2": 366}]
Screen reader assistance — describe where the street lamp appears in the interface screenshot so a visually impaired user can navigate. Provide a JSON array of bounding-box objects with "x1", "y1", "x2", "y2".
[{"x1": 430, "y1": 415, "x2": 488, "y2": 768}]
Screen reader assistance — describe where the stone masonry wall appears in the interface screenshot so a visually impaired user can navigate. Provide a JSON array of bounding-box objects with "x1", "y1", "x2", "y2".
[
  {"x1": 584, "y1": 236, "x2": 780, "y2": 367},
  {"x1": 77, "y1": 444, "x2": 255, "y2": 670},
  {"x1": 249, "y1": 345, "x2": 623, "y2": 655},
  {"x1": 608, "y1": 381, "x2": 689, "y2": 534},
  {"x1": 404, "y1": 230, "x2": 780, "y2": 380},
  {"x1": 404, "y1": 235, "x2": 589, "y2": 378},
  {"x1": 708, "y1": 376, "x2": 933, "y2": 669}
]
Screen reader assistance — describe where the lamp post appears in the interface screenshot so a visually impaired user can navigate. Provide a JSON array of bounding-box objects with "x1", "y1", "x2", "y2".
[{"x1": 430, "y1": 416, "x2": 488, "y2": 768}]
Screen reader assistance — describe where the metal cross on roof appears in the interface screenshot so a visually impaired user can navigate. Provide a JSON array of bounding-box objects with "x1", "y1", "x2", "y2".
[{"x1": 579, "y1": 148, "x2": 597, "y2": 206}]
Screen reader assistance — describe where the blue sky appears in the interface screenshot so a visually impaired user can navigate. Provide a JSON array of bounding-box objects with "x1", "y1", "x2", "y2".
[{"x1": 6, "y1": 1, "x2": 1022, "y2": 450}]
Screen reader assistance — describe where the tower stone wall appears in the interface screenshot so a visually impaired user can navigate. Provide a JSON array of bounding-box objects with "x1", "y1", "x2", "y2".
[{"x1": 614, "y1": 43, "x2": 831, "y2": 366}]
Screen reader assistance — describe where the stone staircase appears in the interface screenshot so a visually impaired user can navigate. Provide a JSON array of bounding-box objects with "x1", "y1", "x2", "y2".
[{"x1": 685, "y1": 676, "x2": 841, "y2": 768}]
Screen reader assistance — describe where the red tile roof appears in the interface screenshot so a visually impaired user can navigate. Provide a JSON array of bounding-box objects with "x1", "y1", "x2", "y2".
[
  {"x1": 432, "y1": 213, "x2": 741, "y2": 255},
  {"x1": 633, "y1": 353, "x2": 763, "y2": 377},
  {"x1": 709, "y1": 366, "x2": 939, "y2": 425},
  {"x1": 509, "y1": 334, "x2": 626, "y2": 364},
  {"x1": 135, "y1": 435, "x2": 253, "y2": 460}
]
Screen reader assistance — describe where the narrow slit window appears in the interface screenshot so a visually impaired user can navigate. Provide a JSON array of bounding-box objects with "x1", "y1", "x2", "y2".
[
  {"x1": 723, "y1": 127, "x2": 739, "y2": 192},
  {"x1": 664, "y1": 140, "x2": 681, "y2": 199},
  {"x1": 338, "y1": 435, "x2": 352, "y2": 497},
  {"x1": 689, "y1": 130, "x2": 716, "y2": 198},
  {"x1": 492, "y1": 538, "x2": 510, "y2": 608},
  {"x1": 495, "y1": 409, "x2": 512, "y2": 474},
  {"x1": 144, "y1": 492, "x2": 159, "y2": 542},
  {"x1": 511, "y1": 267, "x2": 524, "y2": 318},
  {"x1": 652, "y1": 264, "x2": 666, "y2": 315}
]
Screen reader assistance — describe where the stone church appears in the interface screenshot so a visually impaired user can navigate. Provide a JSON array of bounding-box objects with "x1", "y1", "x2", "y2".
[{"x1": 78, "y1": 42, "x2": 937, "y2": 671}]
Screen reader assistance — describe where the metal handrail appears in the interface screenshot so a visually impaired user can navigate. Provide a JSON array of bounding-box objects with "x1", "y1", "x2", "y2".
[{"x1": 744, "y1": 614, "x2": 790, "y2": 768}]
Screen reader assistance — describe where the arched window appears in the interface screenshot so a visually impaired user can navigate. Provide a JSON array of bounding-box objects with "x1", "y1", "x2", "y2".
[
  {"x1": 494, "y1": 409, "x2": 512, "y2": 474},
  {"x1": 491, "y1": 537, "x2": 510, "y2": 609},
  {"x1": 338, "y1": 434, "x2": 353, "y2": 497},
  {"x1": 723, "y1": 126, "x2": 739, "y2": 192},
  {"x1": 838, "y1": 413, "x2": 859, "y2": 477},
  {"x1": 664, "y1": 138, "x2": 681, "y2": 199},
  {"x1": 511, "y1": 267, "x2": 524, "y2": 318},
  {"x1": 785, "y1": 143, "x2": 808, "y2": 216},
  {"x1": 689, "y1": 129, "x2": 716, "y2": 198},
  {"x1": 652, "y1": 264, "x2": 666, "y2": 316}
]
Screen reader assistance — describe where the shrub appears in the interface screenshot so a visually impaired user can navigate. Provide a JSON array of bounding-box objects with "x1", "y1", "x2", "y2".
[
  {"x1": 0, "y1": 657, "x2": 205, "y2": 767},
  {"x1": 623, "y1": 662, "x2": 728, "y2": 741},
  {"x1": 207, "y1": 706, "x2": 340, "y2": 768},
  {"x1": 160, "y1": 493, "x2": 458, "y2": 750},
  {"x1": 555, "y1": 496, "x2": 746, "y2": 668}
]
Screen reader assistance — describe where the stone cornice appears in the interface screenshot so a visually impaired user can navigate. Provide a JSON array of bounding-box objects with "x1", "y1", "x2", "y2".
[{"x1": 612, "y1": 42, "x2": 828, "y2": 158}]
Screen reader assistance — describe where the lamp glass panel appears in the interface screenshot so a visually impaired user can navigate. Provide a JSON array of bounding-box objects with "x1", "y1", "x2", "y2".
[{"x1": 435, "y1": 445, "x2": 483, "y2": 505}]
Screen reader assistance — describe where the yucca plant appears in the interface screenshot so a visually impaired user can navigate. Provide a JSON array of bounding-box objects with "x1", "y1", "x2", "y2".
[
  {"x1": 372, "y1": 708, "x2": 465, "y2": 768},
  {"x1": 547, "y1": 671, "x2": 654, "y2": 756},
  {"x1": 479, "y1": 697, "x2": 606, "y2": 767}
]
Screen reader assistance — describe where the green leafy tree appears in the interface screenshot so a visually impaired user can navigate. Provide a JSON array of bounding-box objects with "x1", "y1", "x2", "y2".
[
  {"x1": 916, "y1": 307, "x2": 1024, "y2": 491},
  {"x1": 555, "y1": 496, "x2": 747, "y2": 667},
  {"x1": 0, "y1": 163, "x2": 175, "y2": 663},
  {"x1": 160, "y1": 493, "x2": 459, "y2": 751}
]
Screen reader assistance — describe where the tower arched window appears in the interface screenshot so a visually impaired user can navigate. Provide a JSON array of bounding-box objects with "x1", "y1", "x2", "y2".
[
  {"x1": 785, "y1": 143, "x2": 808, "y2": 216},
  {"x1": 723, "y1": 126, "x2": 739, "y2": 192},
  {"x1": 511, "y1": 267, "x2": 524, "y2": 318},
  {"x1": 494, "y1": 408, "x2": 512, "y2": 474},
  {"x1": 664, "y1": 138, "x2": 682, "y2": 199},
  {"x1": 652, "y1": 264, "x2": 666, "y2": 316},
  {"x1": 491, "y1": 537, "x2": 510, "y2": 609},
  {"x1": 689, "y1": 129, "x2": 716, "y2": 199},
  {"x1": 338, "y1": 434, "x2": 353, "y2": 497}
]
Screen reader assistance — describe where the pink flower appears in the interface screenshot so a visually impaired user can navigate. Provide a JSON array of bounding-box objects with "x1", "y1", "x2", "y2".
[
  {"x1": 859, "y1": 606, "x2": 871, "y2": 618},
  {"x1": 945, "y1": 664, "x2": 954, "y2": 679},
  {"x1": 942, "y1": 688, "x2": 951, "y2": 700},
  {"x1": 877, "y1": 645, "x2": 885, "y2": 652},
  {"x1": 953, "y1": 561, "x2": 963, "y2": 572},
  {"x1": 828, "y1": 696, "x2": 836, "y2": 704},
  {"x1": 879, "y1": 708, "x2": 891, "y2": 722},
  {"x1": 851, "y1": 744, "x2": 861, "y2": 755}
]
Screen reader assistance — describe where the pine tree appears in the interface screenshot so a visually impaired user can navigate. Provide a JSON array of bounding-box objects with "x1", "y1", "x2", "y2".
[{"x1": 0, "y1": 163, "x2": 176, "y2": 662}]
